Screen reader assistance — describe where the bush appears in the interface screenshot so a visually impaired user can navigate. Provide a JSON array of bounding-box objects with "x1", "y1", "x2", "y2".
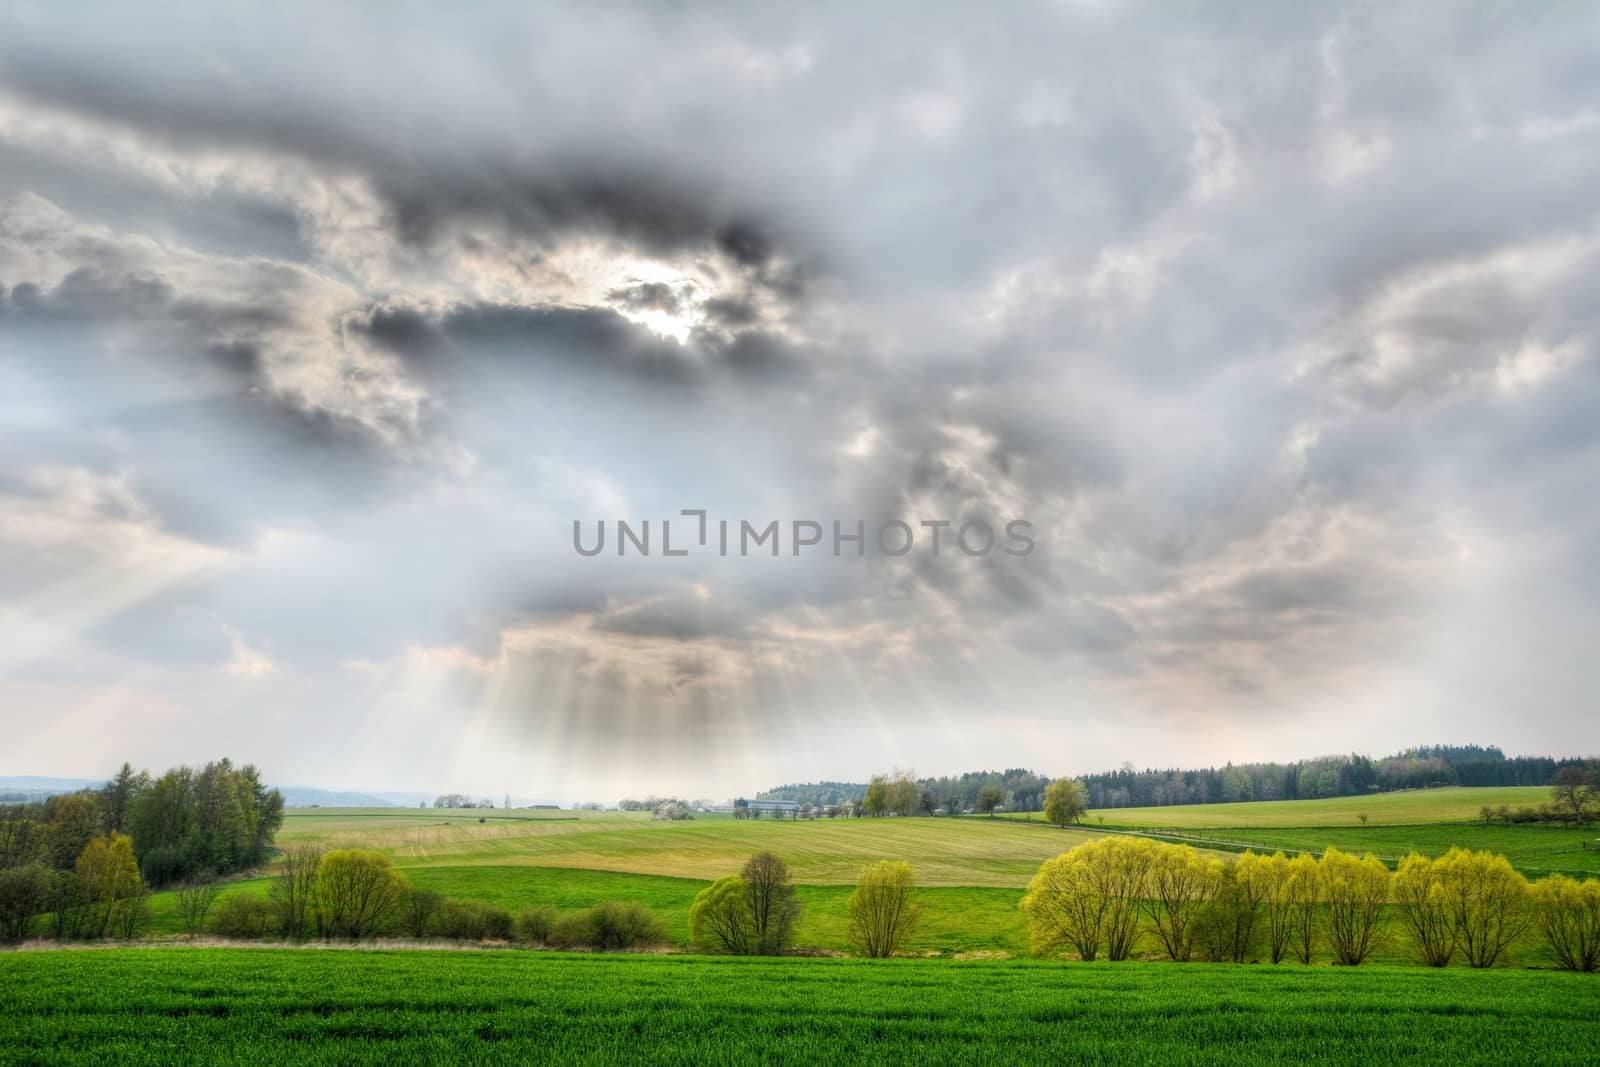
[
  {"x1": 548, "y1": 909, "x2": 595, "y2": 949},
  {"x1": 211, "y1": 893, "x2": 274, "y2": 939},
  {"x1": 588, "y1": 901, "x2": 666, "y2": 950},
  {"x1": 514, "y1": 904, "x2": 557, "y2": 945},
  {"x1": 0, "y1": 863, "x2": 52, "y2": 942},
  {"x1": 175, "y1": 877, "x2": 222, "y2": 938},
  {"x1": 432, "y1": 898, "x2": 513, "y2": 941},
  {"x1": 399, "y1": 888, "x2": 441, "y2": 939},
  {"x1": 548, "y1": 903, "x2": 666, "y2": 950},
  {"x1": 315, "y1": 849, "x2": 407, "y2": 939},
  {"x1": 847, "y1": 861, "x2": 920, "y2": 958},
  {"x1": 1531, "y1": 873, "x2": 1600, "y2": 972}
]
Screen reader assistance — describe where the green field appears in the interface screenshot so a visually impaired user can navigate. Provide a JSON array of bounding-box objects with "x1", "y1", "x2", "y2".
[
  {"x1": 995, "y1": 787, "x2": 1600, "y2": 878},
  {"x1": 1082, "y1": 787, "x2": 1555, "y2": 828},
  {"x1": 2, "y1": 949, "x2": 1595, "y2": 1066},
  {"x1": 141, "y1": 868, "x2": 1037, "y2": 956},
  {"x1": 274, "y1": 808, "x2": 1100, "y2": 886},
  {"x1": 112, "y1": 792, "x2": 1596, "y2": 962}
]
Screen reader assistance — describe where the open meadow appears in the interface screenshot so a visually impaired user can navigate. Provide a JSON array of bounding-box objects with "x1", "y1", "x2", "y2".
[
  {"x1": 275, "y1": 808, "x2": 1103, "y2": 886},
  {"x1": 2, "y1": 949, "x2": 1596, "y2": 1066},
  {"x1": 109, "y1": 794, "x2": 1598, "y2": 962}
]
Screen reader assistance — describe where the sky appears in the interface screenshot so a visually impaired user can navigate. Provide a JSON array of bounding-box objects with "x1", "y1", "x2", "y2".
[{"x1": 2, "y1": 2, "x2": 1598, "y2": 804}]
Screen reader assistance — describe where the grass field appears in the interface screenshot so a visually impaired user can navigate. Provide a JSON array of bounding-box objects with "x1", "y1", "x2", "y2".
[
  {"x1": 1083, "y1": 787, "x2": 1556, "y2": 828},
  {"x1": 274, "y1": 809, "x2": 1102, "y2": 886},
  {"x1": 118, "y1": 791, "x2": 1597, "y2": 956},
  {"x1": 140, "y1": 868, "x2": 1038, "y2": 956},
  {"x1": 991, "y1": 787, "x2": 1600, "y2": 878},
  {"x1": 2, "y1": 949, "x2": 1596, "y2": 1066}
]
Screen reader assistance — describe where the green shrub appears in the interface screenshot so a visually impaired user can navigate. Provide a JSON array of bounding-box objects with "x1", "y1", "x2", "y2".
[
  {"x1": 315, "y1": 850, "x2": 406, "y2": 939},
  {"x1": 548, "y1": 909, "x2": 595, "y2": 949},
  {"x1": 211, "y1": 893, "x2": 273, "y2": 939},
  {"x1": 588, "y1": 901, "x2": 666, "y2": 950},
  {"x1": 0, "y1": 863, "x2": 51, "y2": 943},
  {"x1": 431, "y1": 898, "x2": 513, "y2": 941},
  {"x1": 480, "y1": 904, "x2": 513, "y2": 941},
  {"x1": 514, "y1": 905, "x2": 557, "y2": 945},
  {"x1": 399, "y1": 888, "x2": 441, "y2": 938},
  {"x1": 547, "y1": 903, "x2": 667, "y2": 950}
]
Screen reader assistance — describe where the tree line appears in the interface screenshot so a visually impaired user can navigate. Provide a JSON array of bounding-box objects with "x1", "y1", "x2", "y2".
[
  {"x1": 761, "y1": 768, "x2": 1054, "y2": 815},
  {"x1": 1021, "y1": 838, "x2": 1599, "y2": 971},
  {"x1": 759, "y1": 744, "x2": 1597, "y2": 813},
  {"x1": 0, "y1": 757, "x2": 284, "y2": 941}
]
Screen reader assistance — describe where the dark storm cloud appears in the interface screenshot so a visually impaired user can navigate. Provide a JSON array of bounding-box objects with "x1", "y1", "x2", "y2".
[
  {"x1": 378, "y1": 166, "x2": 798, "y2": 275},
  {"x1": 354, "y1": 301, "x2": 701, "y2": 391},
  {"x1": 607, "y1": 281, "x2": 686, "y2": 317}
]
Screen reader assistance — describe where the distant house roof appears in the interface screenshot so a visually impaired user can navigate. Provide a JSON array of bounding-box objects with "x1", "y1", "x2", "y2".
[{"x1": 746, "y1": 799, "x2": 800, "y2": 810}]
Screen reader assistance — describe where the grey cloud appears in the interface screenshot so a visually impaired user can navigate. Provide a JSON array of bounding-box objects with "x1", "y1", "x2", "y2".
[{"x1": 3, "y1": 2, "x2": 1599, "y2": 792}]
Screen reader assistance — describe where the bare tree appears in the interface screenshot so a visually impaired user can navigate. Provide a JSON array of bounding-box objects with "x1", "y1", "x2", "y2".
[
  {"x1": 175, "y1": 874, "x2": 222, "y2": 937},
  {"x1": 741, "y1": 851, "x2": 801, "y2": 954},
  {"x1": 269, "y1": 844, "x2": 323, "y2": 940},
  {"x1": 1551, "y1": 765, "x2": 1598, "y2": 826}
]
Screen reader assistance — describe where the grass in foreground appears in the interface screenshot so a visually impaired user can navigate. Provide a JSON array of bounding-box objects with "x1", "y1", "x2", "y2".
[{"x1": 1, "y1": 949, "x2": 1596, "y2": 1066}]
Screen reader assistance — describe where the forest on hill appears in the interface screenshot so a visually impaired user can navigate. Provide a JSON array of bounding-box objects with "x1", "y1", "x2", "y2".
[{"x1": 759, "y1": 744, "x2": 1595, "y2": 812}]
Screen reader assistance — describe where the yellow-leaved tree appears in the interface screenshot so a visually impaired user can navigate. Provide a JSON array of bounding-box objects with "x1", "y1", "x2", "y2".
[
  {"x1": 1144, "y1": 844, "x2": 1222, "y2": 962},
  {"x1": 847, "y1": 860, "x2": 920, "y2": 958},
  {"x1": 1319, "y1": 848, "x2": 1389, "y2": 966},
  {"x1": 1530, "y1": 873, "x2": 1600, "y2": 972},
  {"x1": 1434, "y1": 848, "x2": 1529, "y2": 969},
  {"x1": 1392, "y1": 853, "x2": 1456, "y2": 967}
]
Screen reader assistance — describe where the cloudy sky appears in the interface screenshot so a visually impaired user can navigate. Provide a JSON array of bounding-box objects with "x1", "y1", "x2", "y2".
[{"x1": 2, "y1": 3, "x2": 1598, "y2": 802}]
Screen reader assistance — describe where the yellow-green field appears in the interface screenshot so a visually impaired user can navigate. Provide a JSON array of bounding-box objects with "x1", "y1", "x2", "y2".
[
  {"x1": 277, "y1": 809, "x2": 1102, "y2": 887},
  {"x1": 1084, "y1": 786, "x2": 1554, "y2": 828}
]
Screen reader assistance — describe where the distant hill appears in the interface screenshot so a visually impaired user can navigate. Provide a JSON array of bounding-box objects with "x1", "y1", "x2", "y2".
[
  {"x1": 0, "y1": 775, "x2": 103, "y2": 801},
  {"x1": 279, "y1": 787, "x2": 402, "y2": 808}
]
